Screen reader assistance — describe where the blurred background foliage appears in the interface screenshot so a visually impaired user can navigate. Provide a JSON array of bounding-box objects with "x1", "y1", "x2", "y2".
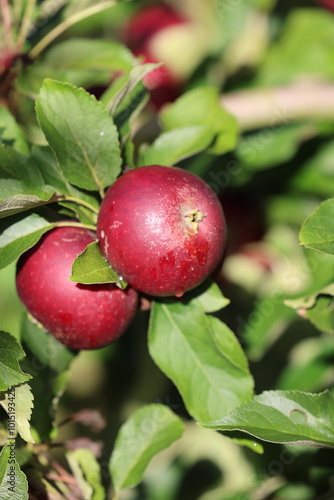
[{"x1": 1, "y1": 0, "x2": 334, "y2": 498}]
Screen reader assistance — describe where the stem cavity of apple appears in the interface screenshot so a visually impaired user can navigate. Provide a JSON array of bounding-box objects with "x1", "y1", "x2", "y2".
[{"x1": 184, "y1": 209, "x2": 206, "y2": 235}]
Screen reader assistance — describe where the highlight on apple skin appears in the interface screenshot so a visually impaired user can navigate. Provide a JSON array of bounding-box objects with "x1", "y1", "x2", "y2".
[
  {"x1": 97, "y1": 165, "x2": 226, "y2": 298},
  {"x1": 16, "y1": 226, "x2": 138, "y2": 350}
]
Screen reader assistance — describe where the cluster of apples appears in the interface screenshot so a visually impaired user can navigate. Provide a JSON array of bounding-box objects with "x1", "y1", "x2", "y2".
[{"x1": 16, "y1": 166, "x2": 226, "y2": 350}]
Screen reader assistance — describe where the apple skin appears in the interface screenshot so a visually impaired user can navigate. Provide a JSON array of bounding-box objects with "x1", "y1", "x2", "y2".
[
  {"x1": 318, "y1": 0, "x2": 334, "y2": 12},
  {"x1": 124, "y1": 4, "x2": 186, "y2": 50},
  {"x1": 16, "y1": 226, "x2": 138, "y2": 350},
  {"x1": 97, "y1": 165, "x2": 226, "y2": 297}
]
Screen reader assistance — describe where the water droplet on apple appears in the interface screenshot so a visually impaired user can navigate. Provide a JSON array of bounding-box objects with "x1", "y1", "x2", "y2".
[{"x1": 174, "y1": 289, "x2": 184, "y2": 298}]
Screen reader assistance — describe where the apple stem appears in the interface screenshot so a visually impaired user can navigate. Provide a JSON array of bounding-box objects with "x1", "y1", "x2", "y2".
[{"x1": 184, "y1": 209, "x2": 206, "y2": 234}]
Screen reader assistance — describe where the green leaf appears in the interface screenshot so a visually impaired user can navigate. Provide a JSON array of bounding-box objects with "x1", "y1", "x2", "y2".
[
  {"x1": 0, "y1": 444, "x2": 29, "y2": 499},
  {"x1": 242, "y1": 299, "x2": 296, "y2": 361},
  {"x1": 36, "y1": 79, "x2": 122, "y2": 193},
  {"x1": 0, "y1": 331, "x2": 32, "y2": 392},
  {"x1": 67, "y1": 449, "x2": 104, "y2": 500},
  {"x1": 139, "y1": 126, "x2": 214, "y2": 167},
  {"x1": 0, "y1": 145, "x2": 45, "y2": 185},
  {"x1": 107, "y1": 63, "x2": 159, "y2": 116},
  {"x1": 285, "y1": 284, "x2": 334, "y2": 334},
  {"x1": 148, "y1": 301, "x2": 253, "y2": 422},
  {"x1": 291, "y1": 141, "x2": 334, "y2": 197},
  {"x1": 185, "y1": 280, "x2": 230, "y2": 313},
  {"x1": 70, "y1": 241, "x2": 126, "y2": 288},
  {"x1": 276, "y1": 337, "x2": 334, "y2": 392},
  {"x1": 110, "y1": 404, "x2": 184, "y2": 492},
  {"x1": 0, "y1": 107, "x2": 29, "y2": 155},
  {"x1": 160, "y1": 86, "x2": 238, "y2": 155},
  {"x1": 201, "y1": 390, "x2": 334, "y2": 448},
  {"x1": 30, "y1": 145, "x2": 70, "y2": 193},
  {"x1": 299, "y1": 198, "x2": 334, "y2": 255},
  {"x1": 0, "y1": 384, "x2": 34, "y2": 443},
  {"x1": 105, "y1": 64, "x2": 158, "y2": 141},
  {"x1": 0, "y1": 145, "x2": 60, "y2": 218},
  {"x1": 21, "y1": 314, "x2": 76, "y2": 442},
  {"x1": 0, "y1": 213, "x2": 56, "y2": 270},
  {"x1": 0, "y1": 189, "x2": 58, "y2": 219},
  {"x1": 257, "y1": 9, "x2": 334, "y2": 86},
  {"x1": 236, "y1": 124, "x2": 309, "y2": 171},
  {"x1": 44, "y1": 38, "x2": 135, "y2": 72},
  {"x1": 31, "y1": 145, "x2": 99, "y2": 225}
]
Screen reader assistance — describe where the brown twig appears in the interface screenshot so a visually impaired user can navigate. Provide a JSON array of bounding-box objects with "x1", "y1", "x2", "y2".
[{"x1": 221, "y1": 81, "x2": 334, "y2": 131}]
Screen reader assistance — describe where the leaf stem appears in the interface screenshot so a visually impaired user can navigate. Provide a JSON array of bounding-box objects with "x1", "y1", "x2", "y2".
[
  {"x1": 62, "y1": 196, "x2": 99, "y2": 215},
  {"x1": 28, "y1": 1, "x2": 116, "y2": 59}
]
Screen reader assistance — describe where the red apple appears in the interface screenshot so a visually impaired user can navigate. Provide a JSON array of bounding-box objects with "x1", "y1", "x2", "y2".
[
  {"x1": 16, "y1": 226, "x2": 138, "y2": 350},
  {"x1": 124, "y1": 4, "x2": 186, "y2": 50},
  {"x1": 97, "y1": 165, "x2": 226, "y2": 297},
  {"x1": 318, "y1": 0, "x2": 334, "y2": 12}
]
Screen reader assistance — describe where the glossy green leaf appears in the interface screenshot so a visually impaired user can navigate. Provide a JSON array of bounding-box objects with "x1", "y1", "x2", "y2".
[
  {"x1": 160, "y1": 86, "x2": 238, "y2": 155},
  {"x1": 140, "y1": 126, "x2": 214, "y2": 167},
  {"x1": 70, "y1": 241, "x2": 126, "y2": 288},
  {"x1": 148, "y1": 301, "x2": 253, "y2": 422},
  {"x1": 110, "y1": 404, "x2": 184, "y2": 492},
  {"x1": 36, "y1": 79, "x2": 122, "y2": 192},
  {"x1": 67, "y1": 449, "x2": 104, "y2": 500},
  {"x1": 0, "y1": 384, "x2": 34, "y2": 443},
  {"x1": 185, "y1": 280, "x2": 230, "y2": 313},
  {"x1": 30, "y1": 145, "x2": 70, "y2": 193},
  {"x1": 201, "y1": 390, "x2": 334, "y2": 448},
  {"x1": 299, "y1": 198, "x2": 334, "y2": 255},
  {"x1": 0, "y1": 444, "x2": 28, "y2": 499},
  {"x1": 0, "y1": 331, "x2": 32, "y2": 392},
  {"x1": 0, "y1": 214, "x2": 55, "y2": 270}
]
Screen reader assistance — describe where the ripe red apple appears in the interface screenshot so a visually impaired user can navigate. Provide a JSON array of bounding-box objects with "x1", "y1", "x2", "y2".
[
  {"x1": 124, "y1": 4, "x2": 188, "y2": 108},
  {"x1": 318, "y1": 0, "x2": 334, "y2": 12},
  {"x1": 16, "y1": 226, "x2": 138, "y2": 350},
  {"x1": 97, "y1": 165, "x2": 226, "y2": 297}
]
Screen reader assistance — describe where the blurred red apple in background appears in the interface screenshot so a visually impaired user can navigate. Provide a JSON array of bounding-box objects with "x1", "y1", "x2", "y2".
[
  {"x1": 318, "y1": 0, "x2": 334, "y2": 12},
  {"x1": 123, "y1": 4, "x2": 190, "y2": 108}
]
